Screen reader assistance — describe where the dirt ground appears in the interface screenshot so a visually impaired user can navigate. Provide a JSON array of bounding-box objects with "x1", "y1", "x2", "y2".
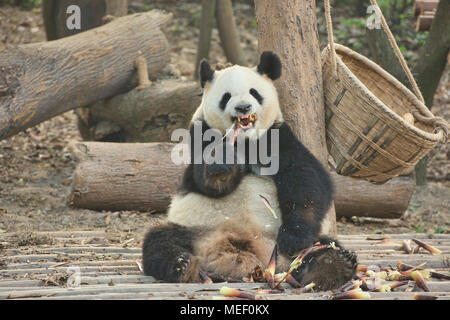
[{"x1": 0, "y1": 2, "x2": 448, "y2": 250}]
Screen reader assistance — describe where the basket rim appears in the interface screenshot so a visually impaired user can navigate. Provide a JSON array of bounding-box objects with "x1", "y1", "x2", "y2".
[{"x1": 323, "y1": 43, "x2": 443, "y2": 143}]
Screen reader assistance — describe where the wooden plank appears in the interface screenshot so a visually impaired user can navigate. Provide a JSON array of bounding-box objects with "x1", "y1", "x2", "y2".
[
  {"x1": 4, "y1": 253, "x2": 141, "y2": 263},
  {"x1": 0, "y1": 266, "x2": 141, "y2": 275},
  {"x1": 6, "y1": 247, "x2": 142, "y2": 255},
  {"x1": 1, "y1": 232, "x2": 449, "y2": 300},
  {"x1": 0, "y1": 231, "x2": 107, "y2": 239},
  {"x1": 4, "y1": 259, "x2": 139, "y2": 270},
  {"x1": 338, "y1": 234, "x2": 450, "y2": 240}
]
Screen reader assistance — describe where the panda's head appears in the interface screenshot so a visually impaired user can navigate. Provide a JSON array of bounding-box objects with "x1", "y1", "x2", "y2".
[{"x1": 193, "y1": 51, "x2": 283, "y2": 140}]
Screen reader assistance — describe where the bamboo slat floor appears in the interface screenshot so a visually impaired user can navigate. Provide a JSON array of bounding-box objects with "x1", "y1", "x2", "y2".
[{"x1": 0, "y1": 231, "x2": 449, "y2": 300}]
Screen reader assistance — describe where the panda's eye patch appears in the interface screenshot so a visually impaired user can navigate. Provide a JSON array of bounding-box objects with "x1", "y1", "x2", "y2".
[
  {"x1": 250, "y1": 88, "x2": 263, "y2": 105},
  {"x1": 219, "y1": 92, "x2": 231, "y2": 110}
]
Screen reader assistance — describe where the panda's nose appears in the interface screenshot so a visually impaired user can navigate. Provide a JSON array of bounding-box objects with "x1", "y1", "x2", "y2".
[{"x1": 235, "y1": 104, "x2": 252, "y2": 114}]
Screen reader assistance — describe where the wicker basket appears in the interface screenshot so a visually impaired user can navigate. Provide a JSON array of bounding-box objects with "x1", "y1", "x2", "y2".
[{"x1": 322, "y1": 44, "x2": 444, "y2": 184}]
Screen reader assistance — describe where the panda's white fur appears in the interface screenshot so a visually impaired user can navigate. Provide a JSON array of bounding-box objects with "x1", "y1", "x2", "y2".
[{"x1": 168, "y1": 175, "x2": 281, "y2": 239}]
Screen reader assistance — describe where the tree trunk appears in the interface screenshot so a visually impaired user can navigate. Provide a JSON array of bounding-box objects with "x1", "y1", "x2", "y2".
[
  {"x1": 77, "y1": 79, "x2": 202, "y2": 142},
  {"x1": 366, "y1": 28, "x2": 411, "y2": 90},
  {"x1": 0, "y1": 11, "x2": 171, "y2": 141},
  {"x1": 68, "y1": 141, "x2": 415, "y2": 218},
  {"x1": 254, "y1": 0, "x2": 337, "y2": 236},
  {"x1": 42, "y1": 0, "x2": 128, "y2": 40},
  {"x1": 195, "y1": 0, "x2": 217, "y2": 79},
  {"x1": 215, "y1": 0, "x2": 245, "y2": 65},
  {"x1": 415, "y1": 0, "x2": 450, "y2": 112},
  {"x1": 365, "y1": 0, "x2": 449, "y2": 186},
  {"x1": 414, "y1": 0, "x2": 450, "y2": 186}
]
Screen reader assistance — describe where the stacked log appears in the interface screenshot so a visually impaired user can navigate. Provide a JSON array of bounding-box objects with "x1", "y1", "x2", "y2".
[
  {"x1": 0, "y1": 11, "x2": 171, "y2": 141},
  {"x1": 68, "y1": 141, "x2": 415, "y2": 218},
  {"x1": 414, "y1": 0, "x2": 439, "y2": 31}
]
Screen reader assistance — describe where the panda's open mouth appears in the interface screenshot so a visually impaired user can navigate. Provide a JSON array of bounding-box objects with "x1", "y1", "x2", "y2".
[
  {"x1": 232, "y1": 113, "x2": 258, "y2": 130},
  {"x1": 228, "y1": 114, "x2": 258, "y2": 145}
]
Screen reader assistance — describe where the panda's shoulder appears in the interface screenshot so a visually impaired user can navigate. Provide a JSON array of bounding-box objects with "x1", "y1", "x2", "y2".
[
  {"x1": 274, "y1": 122, "x2": 331, "y2": 177},
  {"x1": 273, "y1": 122, "x2": 313, "y2": 158}
]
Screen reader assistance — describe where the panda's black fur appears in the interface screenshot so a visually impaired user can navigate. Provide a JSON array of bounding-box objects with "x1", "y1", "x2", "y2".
[{"x1": 142, "y1": 52, "x2": 357, "y2": 290}]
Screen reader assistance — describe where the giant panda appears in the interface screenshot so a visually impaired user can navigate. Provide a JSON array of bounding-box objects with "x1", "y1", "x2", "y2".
[{"x1": 142, "y1": 51, "x2": 357, "y2": 290}]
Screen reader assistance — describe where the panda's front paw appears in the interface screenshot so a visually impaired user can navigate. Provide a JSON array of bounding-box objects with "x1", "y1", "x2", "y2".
[
  {"x1": 199, "y1": 162, "x2": 246, "y2": 197},
  {"x1": 206, "y1": 163, "x2": 234, "y2": 176},
  {"x1": 291, "y1": 247, "x2": 358, "y2": 291},
  {"x1": 277, "y1": 227, "x2": 313, "y2": 257}
]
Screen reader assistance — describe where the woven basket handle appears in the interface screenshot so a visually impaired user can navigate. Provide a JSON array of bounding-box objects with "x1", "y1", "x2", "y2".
[{"x1": 324, "y1": 0, "x2": 448, "y2": 143}]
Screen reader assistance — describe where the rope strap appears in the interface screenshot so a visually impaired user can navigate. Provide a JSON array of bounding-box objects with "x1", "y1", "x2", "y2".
[
  {"x1": 324, "y1": 0, "x2": 337, "y2": 79},
  {"x1": 412, "y1": 111, "x2": 449, "y2": 143}
]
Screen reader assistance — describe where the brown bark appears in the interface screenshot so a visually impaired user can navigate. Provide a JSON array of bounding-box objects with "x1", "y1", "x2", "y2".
[
  {"x1": 0, "y1": 11, "x2": 171, "y2": 141},
  {"x1": 254, "y1": 0, "x2": 336, "y2": 236},
  {"x1": 69, "y1": 141, "x2": 414, "y2": 218},
  {"x1": 76, "y1": 80, "x2": 202, "y2": 142},
  {"x1": 215, "y1": 0, "x2": 245, "y2": 65}
]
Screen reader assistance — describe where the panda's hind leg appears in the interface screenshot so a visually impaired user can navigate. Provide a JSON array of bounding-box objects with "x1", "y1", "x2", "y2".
[
  {"x1": 291, "y1": 236, "x2": 358, "y2": 291},
  {"x1": 196, "y1": 219, "x2": 273, "y2": 280},
  {"x1": 142, "y1": 223, "x2": 202, "y2": 283}
]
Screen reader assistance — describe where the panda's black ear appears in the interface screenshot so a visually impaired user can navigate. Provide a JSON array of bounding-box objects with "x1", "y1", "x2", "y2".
[
  {"x1": 200, "y1": 60, "x2": 215, "y2": 88},
  {"x1": 257, "y1": 51, "x2": 282, "y2": 81}
]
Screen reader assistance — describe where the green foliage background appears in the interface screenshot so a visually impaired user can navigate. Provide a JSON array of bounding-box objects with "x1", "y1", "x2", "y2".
[
  {"x1": 0, "y1": 0, "x2": 41, "y2": 9},
  {"x1": 324, "y1": 0, "x2": 427, "y2": 65}
]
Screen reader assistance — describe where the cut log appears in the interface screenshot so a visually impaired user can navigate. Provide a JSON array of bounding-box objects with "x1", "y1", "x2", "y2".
[
  {"x1": 69, "y1": 141, "x2": 415, "y2": 218},
  {"x1": 76, "y1": 79, "x2": 202, "y2": 142},
  {"x1": 69, "y1": 142, "x2": 182, "y2": 212},
  {"x1": 413, "y1": 0, "x2": 439, "y2": 16},
  {"x1": 0, "y1": 11, "x2": 171, "y2": 141},
  {"x1": 416, "y1": 13, "x2": 436, "y2": 32},
  {"x1": 333, "y1": 174, "x2": 415, "y2": 219}
]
